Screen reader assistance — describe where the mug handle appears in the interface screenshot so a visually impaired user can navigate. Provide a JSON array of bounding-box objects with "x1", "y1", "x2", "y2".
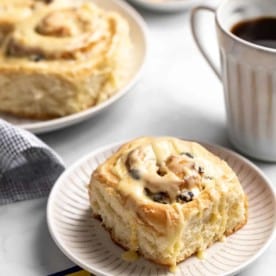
[{"x1": 190, "y1": 6, "x2": 221, "y2": 80}]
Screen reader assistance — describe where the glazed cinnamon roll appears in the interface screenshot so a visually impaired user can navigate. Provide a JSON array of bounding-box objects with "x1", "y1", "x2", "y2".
[
  {"x1": 89, "y1": 137, "x2": 248, "y2": 268},
  {"x1": 0, "y1": 1, "x2": 131, "y2": 119}
]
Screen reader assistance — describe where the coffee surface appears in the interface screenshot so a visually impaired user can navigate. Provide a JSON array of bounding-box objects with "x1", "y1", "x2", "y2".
[{"x1": 231, "y1": 17, "x2": 276, "y2": 49}]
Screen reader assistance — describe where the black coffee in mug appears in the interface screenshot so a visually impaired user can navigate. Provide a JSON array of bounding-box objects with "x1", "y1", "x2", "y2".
[{"x1": 231, "y1": 17, "x2": 276, "y2": 49}]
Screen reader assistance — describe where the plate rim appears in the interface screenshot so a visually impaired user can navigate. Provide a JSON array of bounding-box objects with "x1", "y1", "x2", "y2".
[
  {"x1": 47, "y1": 140, "x2": 276, "y2": 276},
  {"x1": 127, "y1": 0, "x2": 209, "y2": 12},
  {"x1": 1, "y1": 0, "x2": 148, "y2": 134}
]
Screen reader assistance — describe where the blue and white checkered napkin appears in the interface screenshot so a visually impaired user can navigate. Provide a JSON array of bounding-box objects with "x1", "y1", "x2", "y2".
[{"x1": 0, "y1": 119, "x2": 65, "y2": 205}]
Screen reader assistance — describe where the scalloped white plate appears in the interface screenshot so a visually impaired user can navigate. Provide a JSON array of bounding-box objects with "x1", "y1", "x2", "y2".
[
  {"x1": 0, "y1": 0, "x2": 147, "y2": 134},
  {"x1": 47, "y1": 141, "x2": 276, "y2": 276}
]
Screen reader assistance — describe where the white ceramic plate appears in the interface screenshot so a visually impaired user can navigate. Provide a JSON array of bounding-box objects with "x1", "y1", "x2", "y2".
[
  {"x1": 47, "y1": 141, "x2": 276, "y2": 276},
  {"x1": 127, "y1": 0, "x2": 210, "y2": 12},
  {"x1": 0, "y1": 0, "x2": 147, "y2": 134}
]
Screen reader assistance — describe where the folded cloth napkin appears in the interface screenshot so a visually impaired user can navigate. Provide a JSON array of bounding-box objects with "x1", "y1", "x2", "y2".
[{"x1": 0, "y1": 119, "x2": 65, "y2": 205}]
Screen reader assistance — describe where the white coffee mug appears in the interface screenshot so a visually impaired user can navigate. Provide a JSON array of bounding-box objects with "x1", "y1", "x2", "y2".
[{"x1": 191, "y1": 0, "x2": 276, "y2": 161}]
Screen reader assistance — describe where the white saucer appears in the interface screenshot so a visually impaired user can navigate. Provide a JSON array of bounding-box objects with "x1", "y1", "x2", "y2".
[{"x1": 47, "y1": 141, "x2": 276, "y2": 276}]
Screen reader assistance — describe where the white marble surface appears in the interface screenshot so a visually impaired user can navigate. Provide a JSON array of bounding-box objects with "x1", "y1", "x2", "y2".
[{"x1": 0, "y1": 2, "x2": 276, "y2": 276}]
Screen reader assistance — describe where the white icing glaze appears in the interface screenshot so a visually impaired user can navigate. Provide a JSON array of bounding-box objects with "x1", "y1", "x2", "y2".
[{"x1": 119, "y1": 138, "x2": 210, "y2": 203}]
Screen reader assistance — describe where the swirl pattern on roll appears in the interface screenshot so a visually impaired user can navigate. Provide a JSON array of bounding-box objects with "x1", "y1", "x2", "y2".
[
  {"x1": 125, "y1": 143, "x2": 207, "y2": 203},
  {"x1": 0, "y1": 0, "x2": 50, "y2": 42},
  {"x1": 97, "y1": 137, "x2": 236, "y2": 206},
  {"x1": 6, "y1": 2, "x2": 127, "y2": 60}
]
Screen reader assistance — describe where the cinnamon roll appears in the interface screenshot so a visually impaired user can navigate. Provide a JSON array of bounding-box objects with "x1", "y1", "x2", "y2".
[
  {"x1": 89, "y1": 137, "x2": 248, "y2": 268},
  {"x1": 0, "y1": 1, "x2": 131, "y2": 119}
]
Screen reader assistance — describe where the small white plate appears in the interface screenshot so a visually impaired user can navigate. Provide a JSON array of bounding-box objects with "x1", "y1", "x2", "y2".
[
  {"x1": 127, "y1": 0, "x2": 209, "y2": 12},
  {"x1": 47, "y1": 141, "x2": 276, "y2": 276},
  {"x1": 0, "y1": 0, "x2": 147, "y2": 134}
]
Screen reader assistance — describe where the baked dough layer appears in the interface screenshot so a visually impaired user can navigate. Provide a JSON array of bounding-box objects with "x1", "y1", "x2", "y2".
[
  {"x1": 89, "y1": 137, "x2": 248, "y2": 267},
  {"x1": 0, "y1": 0, "x2": 131, "y2": 119}
]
